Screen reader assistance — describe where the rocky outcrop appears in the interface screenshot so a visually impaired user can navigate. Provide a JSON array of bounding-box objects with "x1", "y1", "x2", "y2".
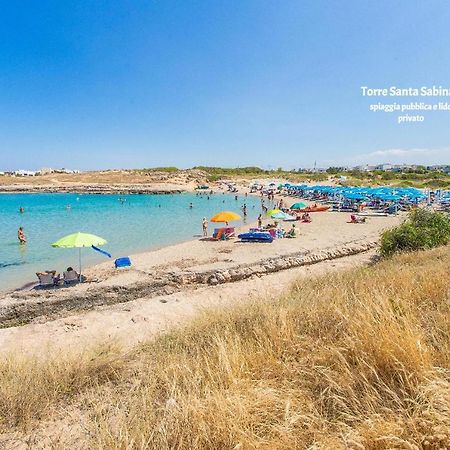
[
  {"x1": 171, "y1": 240, "x2": 377, "y2": 286},
  {"x1": 0, "y1": 240, "x2": 377, "y2": 328}
]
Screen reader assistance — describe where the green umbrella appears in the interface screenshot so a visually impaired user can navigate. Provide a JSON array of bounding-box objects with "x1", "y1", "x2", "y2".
[
  {"x1": 267, "y1": 209, "x2": 282, "y2": 216},
  {"x1": 290, "y1": 202, "x2": 307, "y2": 210},
  {"x1": 52, "y1": 232, "x2": 107, "y2": 281}
]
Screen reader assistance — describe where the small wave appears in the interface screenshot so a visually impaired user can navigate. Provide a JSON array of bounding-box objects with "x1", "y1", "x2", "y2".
[{"x1": 0, "y1": 261, "x2": 26, "y2": 268}]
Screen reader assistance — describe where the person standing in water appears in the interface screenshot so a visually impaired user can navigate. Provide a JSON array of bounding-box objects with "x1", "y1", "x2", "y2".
[
  {"x1": 257, "y1": 214, "x2": 262, "y2": 228},
  {"x1": 202, "y1": 217, "x2": 208, "y2": 237},
  {"x1": 18, "y1": 227, "x2": 26, "y2": 244}
]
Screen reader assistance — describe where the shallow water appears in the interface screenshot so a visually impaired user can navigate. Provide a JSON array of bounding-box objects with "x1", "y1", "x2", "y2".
[{"x1": 0, "y1": 192, "x2": 263, "y2": 291}]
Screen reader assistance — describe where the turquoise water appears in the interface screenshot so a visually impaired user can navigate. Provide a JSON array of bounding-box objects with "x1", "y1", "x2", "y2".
[{"x1": 0, "y1": 192, "x2": 263, "y2": 292}]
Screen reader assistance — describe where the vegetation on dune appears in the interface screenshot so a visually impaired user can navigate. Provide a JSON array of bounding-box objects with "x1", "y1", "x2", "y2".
[
  {"x1": 380, "y1": 209, "x2": 450, "y2": 256},
  {"x1": 1, "y1": 246, "x2": 450, "y2": 448},
  {"x1": 189, "y1": 166, "x2": 450, "y2": 187},
  {"x1": 139, "y1": 166, "x2": 180, "y2": 173}
]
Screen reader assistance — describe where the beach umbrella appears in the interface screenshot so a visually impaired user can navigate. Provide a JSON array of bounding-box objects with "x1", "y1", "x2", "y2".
[
  {"x1": 271, "y1": 212, "x2": 295, "y2": 220},
  {"x1": 376, "y1": 194, "x2": 401, "y2": 201},
  {"x1": 343, "y1": 193, "x2": 368, "y2": 201},
  {"x1": 52, "y1": 232, "x2": 107, "y2": 282},
  {"x1": 270, "y1": 212, "x2": 288, "y2": 219},
  {"x1": 267, "y1": 209, "x2": 282, "y2": 216},
  {"x1": 290, "y1": 202, "x2": 307, "y2": 210},
  {"x1": 210, "y1": 211, "x2": 241, "y2": 223}
]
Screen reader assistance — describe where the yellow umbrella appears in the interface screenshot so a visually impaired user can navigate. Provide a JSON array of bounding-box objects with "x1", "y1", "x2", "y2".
[
  {"x1": 211, "y1": 211, "x2": 241, "y2": 223},
  {"x1": 52, "y1": 232, "x2": 107, "y2": 281}
]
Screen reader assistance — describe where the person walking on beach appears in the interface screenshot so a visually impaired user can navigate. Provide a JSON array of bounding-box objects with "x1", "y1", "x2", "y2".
[
  {"x1": 17, "y1": 227, "x2": 26, "y2": 244},
  {"x1": 257, "y1": 214, "x2": 262, "y2": 228},
  {"x1": 202, "y1": 217, "x2": 208, "y2": 237}
]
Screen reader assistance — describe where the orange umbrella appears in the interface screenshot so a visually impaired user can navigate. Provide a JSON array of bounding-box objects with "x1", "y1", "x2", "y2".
[{"x1": 210, "y1": 211, "x2": 241, "y2": 223}]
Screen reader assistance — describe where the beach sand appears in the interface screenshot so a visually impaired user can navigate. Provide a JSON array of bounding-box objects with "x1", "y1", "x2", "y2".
[{"x1": 0, "y1": 200, "x2": 402, "y2": 356}]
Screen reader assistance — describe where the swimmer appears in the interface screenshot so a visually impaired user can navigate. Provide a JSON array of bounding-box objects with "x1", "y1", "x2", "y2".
[
  {"x1": 189, "y1": 202, "x2": 193, "y2": 209},
  {"x1": 66, "y1": 204, "x2": 71, "y2": 210},
  {"x1": 17, "y1": 227, "x2": 26, "y2": 244},
  {"x1": 19, "y1": 206, "x2": 25, "y2": 214}
]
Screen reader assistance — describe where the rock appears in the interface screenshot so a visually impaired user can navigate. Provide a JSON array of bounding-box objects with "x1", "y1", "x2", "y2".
[{"x1": 208, "y1": 276, "x2": 219, "y2": 285}]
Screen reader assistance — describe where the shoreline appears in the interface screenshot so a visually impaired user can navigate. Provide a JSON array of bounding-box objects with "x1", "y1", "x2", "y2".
[
  {"x1": 0, "y1": 184, "x2": 187, "y2": 195},
  {"x1": 0, "y1": 207, "x2": 402, "y2": 331},
  {"x1": 4, "y1": 186, "x2": 265, "y2": 294},
  {"x1": 0, "y1": 181, "x2": 402, "y2": 355},
  {"x1": 11, "y1": 213, "x2": 260, "y2": 294}
]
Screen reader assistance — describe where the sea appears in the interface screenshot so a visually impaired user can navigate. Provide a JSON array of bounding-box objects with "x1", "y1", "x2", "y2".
[{"x1": 0, "y1": 192, "x2": 263, "y2": 292}]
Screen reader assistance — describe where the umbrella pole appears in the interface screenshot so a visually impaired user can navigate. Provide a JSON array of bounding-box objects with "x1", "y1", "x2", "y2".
[{"x1": 79, "y1": 248, "x2": 82, "y2": 282}]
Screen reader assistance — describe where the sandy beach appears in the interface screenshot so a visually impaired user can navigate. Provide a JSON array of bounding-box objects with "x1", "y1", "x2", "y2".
[{"x1": 0, "y1": 190, "x2": 402, "y2": 356}]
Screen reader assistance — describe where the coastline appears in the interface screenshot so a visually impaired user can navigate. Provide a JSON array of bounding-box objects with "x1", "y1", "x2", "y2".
[
  {"x1": 0, "y1": 202, "x2": 401, "y2": 337},
  {"x1": 0, "y1": 182, "x2": 403, "y2": 357},
  {"x1": 0, "y1": 183, "x2": 187, "y2": 194}
]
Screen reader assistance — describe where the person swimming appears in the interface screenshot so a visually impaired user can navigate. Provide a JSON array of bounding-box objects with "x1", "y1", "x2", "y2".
[
  {"x1": 17, "y1": 227, "x2": 26, "y2": 244},
  {"x1": 19, "y1": 206, "x2": 25, "y2": 214},
  {"x1": 189, "y1": 202, "x2": 193, "y2": 209}
]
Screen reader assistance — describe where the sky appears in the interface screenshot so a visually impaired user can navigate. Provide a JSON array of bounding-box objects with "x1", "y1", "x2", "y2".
[{"x1": 1, "y1": 0, "x2": 450, "y2": 171}]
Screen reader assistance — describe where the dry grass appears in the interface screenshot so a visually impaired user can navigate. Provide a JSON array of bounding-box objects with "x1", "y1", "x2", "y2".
[{"x1": 1, "y1": 247, "x2": 450, "y2": 449}]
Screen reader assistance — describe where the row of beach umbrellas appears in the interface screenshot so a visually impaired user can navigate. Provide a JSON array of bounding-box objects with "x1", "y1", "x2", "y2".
[{"x1": 282, "y1": 184, "x2": 427, "y2": 202}]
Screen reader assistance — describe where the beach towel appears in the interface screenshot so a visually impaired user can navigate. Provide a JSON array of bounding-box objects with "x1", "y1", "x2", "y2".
[{"x1": 115, "y1": 257, "x2": 132, "y2": 268}]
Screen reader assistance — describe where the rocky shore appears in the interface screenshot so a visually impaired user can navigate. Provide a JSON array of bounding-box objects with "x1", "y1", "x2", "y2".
[
  {"x1": 0, "y1": 184, "x2": 186, "y2": 194},
  {"x1": 0, "y1": 239, "x2": 377, "y2": 328}
]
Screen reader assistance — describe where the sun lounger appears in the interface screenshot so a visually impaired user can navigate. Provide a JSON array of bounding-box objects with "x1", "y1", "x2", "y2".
[
  {"x1": 36, "y1": 271, "x2": 60, "y2": 287},
  {"x1": 63, "y1": 270, "x2": 79, "y2": 284},
  {"x1": 212, "y1": 227, "x2": 235, "y2": 240}
]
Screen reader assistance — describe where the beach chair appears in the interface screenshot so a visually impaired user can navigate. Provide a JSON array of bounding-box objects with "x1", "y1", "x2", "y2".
[
  {"x1": 63, "y1": 270, "x2": 79, "y2": 284},
  {"x1": 115, "y1": 257, "x2": 132, "y2": 268},
  {"x1": 212, "y1": 227, "x2": 235, "y2": 241},
  {"x1": 36, "y1": 271, "x2": 60, "y2": 287}
]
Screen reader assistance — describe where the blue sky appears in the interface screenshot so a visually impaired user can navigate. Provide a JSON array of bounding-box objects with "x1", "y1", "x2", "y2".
[{"x1": 1, "y1": 0, "x2": 450, "y2": 171}]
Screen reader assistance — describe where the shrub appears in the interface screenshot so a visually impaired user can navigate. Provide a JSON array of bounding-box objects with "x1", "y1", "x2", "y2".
[{"x1": 380, "y1": 209, "x2": 450, "y2": 256}]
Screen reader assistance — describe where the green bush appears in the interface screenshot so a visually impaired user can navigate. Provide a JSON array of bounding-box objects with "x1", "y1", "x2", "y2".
[{"x1": 380, "y1": 209, "x2": 450, "y2": 256}]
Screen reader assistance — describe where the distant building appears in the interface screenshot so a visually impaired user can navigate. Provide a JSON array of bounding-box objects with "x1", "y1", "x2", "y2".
[
  {"x1": 354, "y1": 165, "x2": 376, "y2": 172},
  {"x1": 14, "y1": 170, "x2": 36, "y2": 176},
  {"x1": 37, "y1": 167, "x2": 80, "y2": 175},
  {"x1": 375, "y1": 163, "x2": 394, "y2": 171}
]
